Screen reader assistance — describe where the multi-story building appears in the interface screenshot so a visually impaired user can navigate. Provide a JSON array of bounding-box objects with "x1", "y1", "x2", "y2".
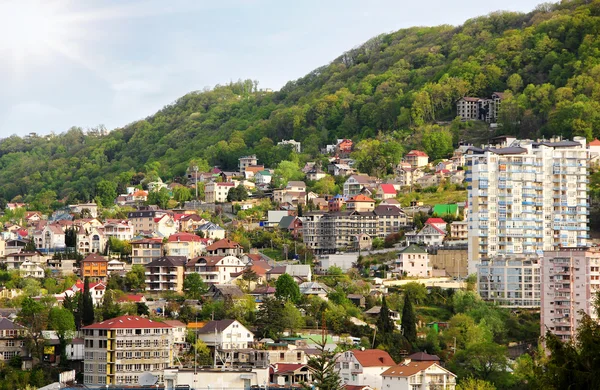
[
  {"x1": 127, "y1": 210, "x2": 161, "y2": 234},
  {"x1": 144, "y1": 256, "x2": 187, "y2": 292},
  {"x1": 82, "y1": 315, "x2": 173, "y2": 386},
  {"x1": 195, "y1": 319, "x2": 254, "y2": 350},
  {"x1": 205, "y1": 239, "x2": 244, "y2": 257},
  {"x1": 467, "y1": 138, "x2": 589, "y2": 277},
  {"x1": 165, "y1": 232, "x2": 205, "y2": 259},
  {"x1": 381, "y1": 361, "x2": 456, "y2": 390},
  {"x1": 343, "y1": 175, "x2": 378, "y2": 197},
  {"x1": 336, "y1": 349, "x2": 395, "y2": 389},
  {"x1": 541, "y1": 247, "x2": 600, "y2": 341},
  {"x1": 186, "y1": 255, "x2": 245, "y2": 285},
  {"x1": 374, "y1": 205, "x2": 412, "y2": 238},
  {"x1": 346, "y1": 195, "x2": 375, "y2": 212},
  {"x1": 80, "y1": 253, "x2": 109, "y2": 282},
  {"x1": 303, "y1": 211, "x2": 377, "y2": 253},
  {"x1": 277, "y1": 139, "x2": 301, "y2": 153},
  {"x1": 130, "y1": 238, "x2": 164, "y2": 265},
  {"x1": 239, "y1": 155, "x2": 258, "y2": 174},
  {"x1": 395, "y1": 244, "x2": 431, "y2": 277},
  {"x1": 477, "y1": 255, "x2": 541, "y2": 307},
  {"x1": 456, "y1": 93, "x2": 504, "y2": 123},
  {"x1": 404, "y1": 150, "x2": 429, "y2": 168},
  {"x1": 0, "y1": 318, "x2": 27, "y2": 362},
  {"x1": 205, "y1": 182, "x2": 235, "y2": 203},
  {"x1": 449, "y1": 221, "x2": 468, "y2": 240},
  {"x1": 102, "y1": 220, "x2": 134, "y2": 241}
]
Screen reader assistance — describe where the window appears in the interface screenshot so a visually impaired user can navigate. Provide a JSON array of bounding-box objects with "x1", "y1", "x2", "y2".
[
  {"x1": 5, "y1": 340, "x2": 14, "y2": 347},
  {"x1": 342, "y1": 362, "x2": 349, "y2": 369}
]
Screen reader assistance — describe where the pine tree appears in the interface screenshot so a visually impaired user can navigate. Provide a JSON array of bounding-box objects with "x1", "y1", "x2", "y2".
[
  {"x1": 401, "y1": 292, "x2": 417, "y2": 343},
  {"x1": 377, "y1": 296, "x2": 396, "y2": 335},
  {"x1": 101, "y1": 290, "x2": 122, "y2": 320},
  {"x1": 303, "y1": 332, "x2": 343, "y2": 390},
  {"x1": 82, "y1": 277, "x2": 95, "y2": 326}
]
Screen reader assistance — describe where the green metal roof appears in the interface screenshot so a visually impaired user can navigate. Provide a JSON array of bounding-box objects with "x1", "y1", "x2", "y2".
[
  {"x1": 433, "y1": 204, "x2": 458, "y2": 216},
  {"x1": 400, "y1": 244, "x2": 427, "y2": 254}
]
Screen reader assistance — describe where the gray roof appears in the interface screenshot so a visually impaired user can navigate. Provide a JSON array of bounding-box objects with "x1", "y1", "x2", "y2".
[
  {"x1": 374, "y1": 205, "x2": 405, "y2": 217},
  {"x1": 536, "y1": 140, "x2": 582, "y2": 148},
  {"x1": 0, "y1": 318, "x2": 24, "y2": 330},
  {"x1": 487, "y1": 147, "x2": 527, "y2": 155},
  {"x1": 197, "y1": 319, "x2": 236, "y2": 334},
  {"x1": 400, "y1": 244, "x2": 427, "y2": 254},
  {"x1": 278, "y1": 216, "x2": 297, "y2": 229},
  {"x1": 145, "y1": 256, "x2": 186, "y2": 267}
]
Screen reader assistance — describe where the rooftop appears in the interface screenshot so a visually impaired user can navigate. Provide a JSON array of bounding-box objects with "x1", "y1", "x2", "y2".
[{"x1": 83, "y1": 315, "x2": 171, "y2": 330}]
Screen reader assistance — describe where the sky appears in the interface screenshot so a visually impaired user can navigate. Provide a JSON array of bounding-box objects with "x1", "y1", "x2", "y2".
[{"x1": 0, "y1": 0, "x2": 545, "y2": 137}]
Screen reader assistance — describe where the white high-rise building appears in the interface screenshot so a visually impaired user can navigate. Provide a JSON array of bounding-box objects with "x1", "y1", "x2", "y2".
[
  {"x1": 467, "y1": 137, "x2": 589, "y2": 306},
  {"x1": 541, "y1": 248, "x2": 600, "y2": 342}
]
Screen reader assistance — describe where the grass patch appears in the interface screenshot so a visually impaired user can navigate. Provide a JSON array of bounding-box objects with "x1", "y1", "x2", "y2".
[
  {"x1": 397, "y1": 189, "x2": 467, "y2": 207},
  {"x1": 416, "y1": 305, "x2": 454, "y2": 323}
]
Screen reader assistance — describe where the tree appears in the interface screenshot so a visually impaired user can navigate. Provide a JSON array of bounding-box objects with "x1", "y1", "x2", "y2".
[
  {"x1": 227, "y1": 184, "x2": 249, "y2": 202},
  {"x1": 125, "y1": 265, "x2": 146, "y2": 291},
  {"x1": 451, "y1": 342, "x2": 508, "y2": 383},
  {"x1": 18, "y1": 297, "x2": 48, "y2": 362},
  {"x1": 173, "y1": 186, "x2": 192, "y2": 205},
  {"x1": 456, "y1": 378, "x2": 496, "y2": 390},
  {"x1": 101, "y1": 290, "x2": 122, "y2": 320},
  {"x1": 193, "y1": 339, "x2": 212, "y2": 365},
  {"x1": 401, "y1": 292, "x2": 417, "y2": 343},
  {"x1": 82, "y1": 277, "x2": 95, "y2": 326},
  {"x1": 312, "y1": 176, "x2": 336, "y2": 196},
  {"x1": 96, "y1": 180, "x2": 117, "y2": 207},
  {"x1": 47, "y1": 307, "x2": 75, "y2": 364},
  {"x1": 421, "y1": 125, "x2": 453, "y2": 160},
  {"x1": 402, "y1": 282, "x2": 428, "y2": 305},
  {"x1": 147, "y1": 187, "x2": 171, "y2": 209},
  {"x1": 183, "y1": 273, "x2": 208, "y2": 300},
  {"x1": 281, "y1": 302, "x2": 304, "y2": 335},
  {"x1": 377, "y1": 296, "x2": 396, "y2": 335},
  {"x1": 275, "y1": 273, "x2": 301, "y2": 303},
  {"x1": 302, "y1": 332, "x2": 343, "y2": 390},
  {"x1": 240, "y1": 267, "x2": 259, "y2": 292},
  {"x1": 256, "y1": 297, "x2": 287, "y2": 339}
]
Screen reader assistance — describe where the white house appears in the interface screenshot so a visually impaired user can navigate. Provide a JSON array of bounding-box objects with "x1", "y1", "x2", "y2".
[
  {"x1": 205, "y1": 182, "x2": 236, "y2": 203},
  {"x1": 187, "y1": 255, "x2": 246, "y2": 285},
  {"x1": 337, "y1": 349, "x2": 396, "y2": 389},
  {"x1": 396, "y1": 245, "x2": 431, "y2": 277},
  {"x1": 255, "y1": 170, "x2": 272, "y2": 185},
  {"x1": 196, "y1": 319, "x2": 254, "y2": 350},
  {"x1": 19, "y1": 260, "x2": 45, "y2": 278},
  {"x1": 381, "y1": 361, "x2": 456, "y2": 390},
  {"x1": 63, "y1": 281, "x2": 106, "y2": 306},
  {"x1": 405, "y1": 218, "x2": 446, "y2": 246},
  {"x1": 196, "y1": 222, "x2": 226, "y2": 240},
  {"x1": 278, "y1": 139, "x2": 301, "y2": 153},
  {"x1": 298, "y1": 281, "x2": 330, "y2": 300}
]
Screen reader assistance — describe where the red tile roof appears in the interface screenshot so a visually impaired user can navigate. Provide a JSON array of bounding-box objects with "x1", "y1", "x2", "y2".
[
  {"x1": 406, "y1": 150, "x2": 428, "y2": 157},
  {"x1": 426, "y1": 218, "x2": 446, "y2": 224},
  {"x1": 206, "y1": 238, "x2": 241, "y2": 251},
  {"x1": 589, "y1": 139, "x2": 600, "y2": 146},
  {"x1": 116, "y1": 294, "x2": 145, "y2": 303},
  {"x1": 352, "y1": 349, "x2": 396, "y2": 367},
  {"x1": 349, "y1": 194, "x2": 375, "y2": 203},
  {"x1": 381, "y1": 361, "x2": 438, "y2": 377},
  {"x1": 379, "y1": 184, "x2": 396, "y2": 194},
  {"x1": 168, "y1": 232, "x2": 203, "y2": 243},
  {"x1": 81, "y1": 253, "x2": 108, "y2": 263},
  {"x1": 82, "y1": 315, "x2": 171, "y2": 330},
  {"x1": 273, "y1": 363, "x2": 307, "y2": 373}
]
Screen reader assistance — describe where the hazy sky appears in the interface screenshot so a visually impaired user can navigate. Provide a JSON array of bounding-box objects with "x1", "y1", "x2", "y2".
[{"x1": 0, "y1": 0, "x2": 544, "y2": 137}]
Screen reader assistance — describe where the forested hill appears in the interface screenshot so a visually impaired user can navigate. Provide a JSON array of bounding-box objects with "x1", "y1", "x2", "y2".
[{"x1": 3, "y1": 0, "x2": 600, "y2": 205}]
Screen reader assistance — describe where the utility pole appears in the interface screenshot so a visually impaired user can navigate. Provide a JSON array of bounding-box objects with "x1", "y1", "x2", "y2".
[{"x1": 193, "y1": 165, "x2": 199, "y2": 201}]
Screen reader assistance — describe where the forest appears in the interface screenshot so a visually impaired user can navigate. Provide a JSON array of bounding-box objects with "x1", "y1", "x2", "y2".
[{"x1": 2, "y1": 0, "x2": 600, "y2": 204}]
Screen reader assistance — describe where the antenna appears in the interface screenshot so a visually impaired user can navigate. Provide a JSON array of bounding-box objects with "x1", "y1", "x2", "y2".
[{"x1": 138, "y1": 372, "x2": 158, "y2": 386}]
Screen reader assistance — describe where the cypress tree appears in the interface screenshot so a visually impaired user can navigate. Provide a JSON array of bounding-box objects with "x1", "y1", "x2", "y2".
[
  {"x1": 377, "y1": 296, "x2": 396, "y2": 335},
  {"x1": 401, "y1": 292, "x2": 417, "y2": 343},
  {"x1": 82, "y1": 277, "x2": 95, "y2": 326}
]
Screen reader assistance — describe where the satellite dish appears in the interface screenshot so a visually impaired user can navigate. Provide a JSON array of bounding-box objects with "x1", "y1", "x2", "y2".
[{"x1": 139, "y1": 372, "x2": 158, "y2": 386}]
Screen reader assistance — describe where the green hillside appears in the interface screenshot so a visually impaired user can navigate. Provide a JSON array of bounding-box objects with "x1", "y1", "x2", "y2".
[{"x1": 3, "y1": 0, "x2": 600, "y2": 205}]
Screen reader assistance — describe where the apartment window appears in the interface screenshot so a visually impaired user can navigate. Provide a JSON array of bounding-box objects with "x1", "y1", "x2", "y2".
[{"x1": 342, "y1": 362, "x2": 349, "y2": 369}]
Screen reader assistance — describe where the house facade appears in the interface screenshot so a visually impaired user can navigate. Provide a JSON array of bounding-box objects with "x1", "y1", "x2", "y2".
[
  {"x1": 82, "y1": 315, "x2": 173, "y2": 387},
  {"x1": 144, "y1": 256, "x2": 187, "y2": 292},
  {"x1": 336, "y1": 349, "x2": 395, "y2": 389}
]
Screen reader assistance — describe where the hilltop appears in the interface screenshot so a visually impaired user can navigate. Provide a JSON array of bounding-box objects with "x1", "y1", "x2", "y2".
[{"x1": 2, "y1": 0, "x2": 600, "y2": 204}]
